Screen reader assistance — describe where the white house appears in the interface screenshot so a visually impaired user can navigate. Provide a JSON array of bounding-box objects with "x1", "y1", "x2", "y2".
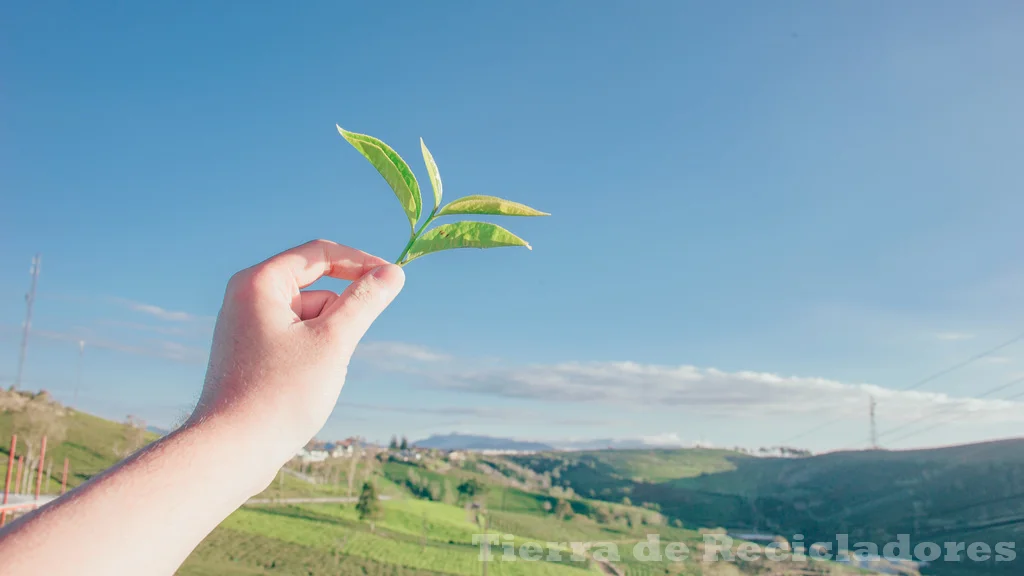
[
  {"x1": 331, "y1": 444, "x2": 355, "y2": 458},
  {"x1": 296, "y1": 448, "x2": 329, "y2": 463}
]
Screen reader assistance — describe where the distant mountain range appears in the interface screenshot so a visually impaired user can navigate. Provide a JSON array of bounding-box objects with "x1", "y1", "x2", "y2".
[
  {"x1": 413, "y1": 433, "x2": 554, "y2": 452},
  {"x1": 552, "y1": 437, "x2": 689, "y2": 450},
  {"x1": 411, "y1": 433, "x2": 695, "y2": 452}
]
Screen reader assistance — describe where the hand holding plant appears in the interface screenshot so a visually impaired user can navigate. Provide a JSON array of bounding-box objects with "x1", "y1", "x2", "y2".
[{"x1": 338, "y1": 126, "x2": 549, "y2": 266}]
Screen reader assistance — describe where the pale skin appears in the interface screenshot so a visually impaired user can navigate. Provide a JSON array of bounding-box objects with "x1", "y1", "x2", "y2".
[{"x1": 0, "y1": 240, "x2": 406, "y2": 575}]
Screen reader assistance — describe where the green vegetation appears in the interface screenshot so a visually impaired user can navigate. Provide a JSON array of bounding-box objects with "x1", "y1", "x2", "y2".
[
  {"x1": 513, "y1": 444, "x2": 1024, "y2": 576},
  {"x1": 0, "y1": 390, "x2": 158, "y2": 493},
  {"x1": 187, "y1": 503, "x2": 598, "y2": 576},
  {"x1": 356, "y1": 481, "x2": 381, "y2": 521},
  {"x1": 337, "y1": 126, "x2": 548, "y2": 266},
  {"x1": 6, "y1": 395, "x2": 976, "y2": 575}
]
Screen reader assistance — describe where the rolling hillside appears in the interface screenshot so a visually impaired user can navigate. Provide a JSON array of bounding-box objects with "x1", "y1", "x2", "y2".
[
  {"x1": 512, "y1": 442, "x2": 1024, "y2": 576},
  {"x1": 4, "y1": 393, "x2": 872, "y2": 575},
  {"x1": 0, "y1": 389, "x2": 158, "y2": 492}
]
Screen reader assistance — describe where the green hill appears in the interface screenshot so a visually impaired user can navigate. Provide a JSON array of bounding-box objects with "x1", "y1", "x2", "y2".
[
  {"x1": 0, "y1": 389, "x2": 157, "y2": 492},
  {"x1": 0, "y1": 393, "x2": 890, "y2": 575},
  {"x1": 513, "y1": 442, "x2": 1024, "y2": 576}
]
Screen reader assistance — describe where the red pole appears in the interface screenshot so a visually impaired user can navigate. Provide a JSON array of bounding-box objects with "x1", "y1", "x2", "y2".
[
  {"x1": 14, "y1": 455, "x2": 24, "y2": 494},
  {"x1": 1, "y1": 434, "x2": 16, "y2": 527},
  {"x1": 61, "y1": 458, "x2": 69, "y2": 495},
  {"x1": 34, "y1": 435, "x2": 47, "y2": 500}
]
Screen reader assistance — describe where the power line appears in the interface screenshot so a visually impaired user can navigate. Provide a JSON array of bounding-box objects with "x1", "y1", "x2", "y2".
[
  {"x1": 781, "y1": 330, "x2": 1024, "y2": 445},
  {"x1": 782, "y1": 420, "x2": 837, "y2": 444},
  {"x1": 902, "y1": 331, "x2": 1024, "y2": 392},
  {"x1": 876, "y1": 375, "x2": 1024, "y2": 442},
  {"x1": 916, "y1": 515, "x2": 1024, "y2": 540},
  {"x1": 928, "y1": 491, "x2": 1024, "y2": 518},
  {"x1": 886, "y1": 388, "x2": 1024, "y2": 445}
]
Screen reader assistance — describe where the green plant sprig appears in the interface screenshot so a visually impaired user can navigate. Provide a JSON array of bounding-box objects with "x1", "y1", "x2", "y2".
[{"x1": 337, "y1": 125, "x2": 549, "y2": 266}]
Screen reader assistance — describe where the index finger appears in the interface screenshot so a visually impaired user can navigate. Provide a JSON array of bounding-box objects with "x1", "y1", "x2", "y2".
[{"x1": 257, "y1": 239, "x2": 391, "y2": 288}]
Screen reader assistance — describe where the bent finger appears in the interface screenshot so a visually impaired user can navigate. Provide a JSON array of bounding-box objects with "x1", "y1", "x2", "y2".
[
  {"x1": 297, "y1": 290, "x2": 339, "y2": 321},
  {"x1": 257, "y1": 239, "x2": 390, "y2": 289},
  {"x1": 319, "y1": 264, "x2": 405, "y2": 348}
]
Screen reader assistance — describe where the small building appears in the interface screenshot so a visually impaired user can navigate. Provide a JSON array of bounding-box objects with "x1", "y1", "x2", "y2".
[
  {"x1": 296, "y1": 448, "x2": 329, "y2": 463},
  {"x1": 392, "y1": 449, "x2": 422, "y2": 463},
  {"x1": 331, "y1": 444, "x2": 355, "y2": 458}
]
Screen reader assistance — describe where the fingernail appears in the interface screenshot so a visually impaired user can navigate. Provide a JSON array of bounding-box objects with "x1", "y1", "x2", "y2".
[{"x1": 370, "y1": 264, "x2": 405, "y2": 294}]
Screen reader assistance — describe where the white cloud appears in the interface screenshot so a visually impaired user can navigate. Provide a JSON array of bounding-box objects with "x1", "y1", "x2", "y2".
[
  {"x1": 354, "y1": 341, "x2": 450, "y2": 363},
  {"x1": 115, "y1": 298, "x2": 213, "y2": 323},
  {"x1": 344, "y1": 342, "x2": 1024, "y2": 425},
  {"x1": 640, "y1": 432, "x2": 687, "y2": 447},
  {"x1": 32, "y1": 328, "x2": 208, "y2": 365},
  {"x1": 933, "y1": 332, "x2": 976, "y2": 341},
  {"x1": 336, "y1": 401, "x2": 605, "y2": 426},
  {"x1": 423, "y1": 361, "x2": 1024, "y2": 424}
]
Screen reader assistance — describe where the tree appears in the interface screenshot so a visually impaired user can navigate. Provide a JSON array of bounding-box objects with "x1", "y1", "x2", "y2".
[
  {"x1": 554, "y1": 499, "x2": 573, "y2": 520},
  {"x1": 626, "y1": 509, "x2": 643, "y2": 528},
  {"x1": 399, "y1": 436, "x2": 409, "y2": 450},
  {"x1": 347, "y1": 449, "x2": 360, "y2": 497},
  {"x1": 442, "y1": 479, "x2": 457, "y2": 505},
  {"x1": 457, "y1": 478, "x2": 485, "y2": 501},
  {"x1": 389, "y1": 436, "x2": 399, "y2": 450},
  {"x1": 113, "y1": 415, "x2": 147, "y2": 458},
  {"x1": 12, "y1": 393, "x2": 67, "y2": 465},
  {"x1": 356, "y1": 481, "x2": 382, "y2": 528},
  {"x1": 428, "y1": 482, "x2": 442, "y2": 502}
]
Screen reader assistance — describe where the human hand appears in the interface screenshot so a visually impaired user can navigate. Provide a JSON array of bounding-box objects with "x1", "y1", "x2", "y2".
[{"x1": 188, "y1": 240, "x2": 404, "y2": 488}]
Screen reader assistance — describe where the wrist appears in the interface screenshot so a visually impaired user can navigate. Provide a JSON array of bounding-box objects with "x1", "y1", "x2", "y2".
[{"x1": 178, "y1": 410, "x2": 291, "y2": 498}]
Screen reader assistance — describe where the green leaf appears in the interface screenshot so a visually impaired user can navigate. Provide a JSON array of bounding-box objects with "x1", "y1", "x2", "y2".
[
  {"x1": 403, "y1": 221, "x2": 532, "y2": 264},
  {"x1": 337, "y1": 125, "x2": 422, "y2": 230},
  {"x1": 436, "y1": 195, "x2": 549, "y2": 218},
  {"x1": 420, "y1": 138, "x2": 443, "y2": 211}
]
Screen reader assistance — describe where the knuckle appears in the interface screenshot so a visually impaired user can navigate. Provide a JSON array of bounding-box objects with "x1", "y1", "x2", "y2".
[
  {"x1": 305, "y1": 238, "x2": 333, "y2": 251},
  {"x1": 227, "y1": 267, "x2": 272, "y2": 298},
  {"x1": 348, "y1": 276, "x2": 383, "y2": 306},
  {"x1": 226, "y1": 269, "x2": 251, "y2": 294}
]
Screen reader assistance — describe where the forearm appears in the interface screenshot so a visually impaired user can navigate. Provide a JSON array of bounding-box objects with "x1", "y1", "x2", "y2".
[
  {"x1": 0, "y1": 415, "x2": 278, "y2": 576},
  {"x1": 0, "y1": 241, "x2": 401, "y2": 574}
]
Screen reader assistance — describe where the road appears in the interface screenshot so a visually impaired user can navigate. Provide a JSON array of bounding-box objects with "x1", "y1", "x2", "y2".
[{"x1": 245, "y1": 495, "x2": 394, "y2": 505}]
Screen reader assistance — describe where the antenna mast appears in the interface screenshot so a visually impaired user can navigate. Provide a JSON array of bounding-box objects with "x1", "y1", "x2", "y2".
[{"x1": 13, "y1": 254, "x2": 41, "y2": 391}]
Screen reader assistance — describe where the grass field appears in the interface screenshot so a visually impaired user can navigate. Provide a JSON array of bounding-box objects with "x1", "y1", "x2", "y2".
[
  {"x1": 183, "y1": 501, "x2": 602, "y2": 576},
  {"x1": 0, "y1": 395, "x2": 949, "y2": 575},
  {"x1": 0, "y1": 405, "x2": 158, "y2": 493},
  {"x1": 513, "y1": 443, "x2": 1024, "y2": 576}
]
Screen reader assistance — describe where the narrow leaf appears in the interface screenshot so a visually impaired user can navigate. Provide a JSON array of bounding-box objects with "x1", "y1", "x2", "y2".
[
  {"x1": 420, "y1": 138, "x2": 442, "y2": 211},
  {"x1": 337, "y1": 125, "x2": 422, "y2": 230},
  {"x1": 403, "y1": 221, "x2": 532, "y2": 264},
  {"x1": 436, "y1": 195, "x2": 550, "y2": 218}
]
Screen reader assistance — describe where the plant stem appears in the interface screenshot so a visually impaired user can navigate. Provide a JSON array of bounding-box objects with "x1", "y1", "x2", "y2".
[{"x1": 395, "y1": 207, "x2": 438, "y2": 265}]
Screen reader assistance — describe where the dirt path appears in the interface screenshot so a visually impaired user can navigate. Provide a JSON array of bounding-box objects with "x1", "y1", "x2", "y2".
[{"x1": 245, "y1": 495, "x2": 393, "y2": 505}]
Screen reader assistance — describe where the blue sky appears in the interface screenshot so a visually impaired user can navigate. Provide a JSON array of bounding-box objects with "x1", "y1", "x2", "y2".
[{"x1": 3, "y1": 2, "x2": 1024, "y2": 452}]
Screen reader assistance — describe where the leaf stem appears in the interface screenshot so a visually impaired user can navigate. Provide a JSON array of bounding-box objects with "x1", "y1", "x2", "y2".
[{"x1": 395, "y1": 207, "x2": 438, "y2": 265}]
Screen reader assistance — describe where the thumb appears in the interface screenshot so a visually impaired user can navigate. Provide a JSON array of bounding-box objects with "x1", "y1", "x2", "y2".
[{"x1": 320, "y1": 264, "x2": 405, "y2": 347}]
